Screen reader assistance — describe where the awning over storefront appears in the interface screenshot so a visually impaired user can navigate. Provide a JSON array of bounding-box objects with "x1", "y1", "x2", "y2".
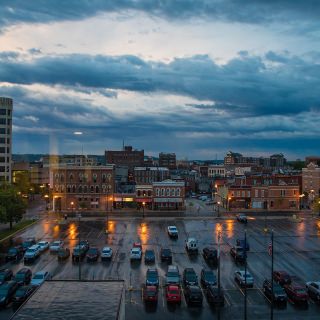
[
  {"x1": 153, "y1": 198, "x2": 183, "y2": 203},
  {"x1": 136, "y1": 198, "x2": 152, "y2": 203}
]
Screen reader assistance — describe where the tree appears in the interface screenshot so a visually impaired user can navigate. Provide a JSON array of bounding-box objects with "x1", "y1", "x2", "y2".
[
  {"x1": 313, "y1": 198, "x2": 320, "y2": 216},
  {"x1": 0, "y1": 183, "x2": 27, "y2": 229}
]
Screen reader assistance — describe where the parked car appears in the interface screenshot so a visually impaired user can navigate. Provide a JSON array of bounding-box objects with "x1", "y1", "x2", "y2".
[
  {"x1": 273, "y1": 271, "x2": 292, "y2": 286},
  {"x1": 236, "y1": 239, "x2": 250, "y2": 251},
  {"x1": 72, "y1": 246, "x2": 86, "y2": 262},
  {"x1": 284, "y1": 282, "x2": 308, "y2": 306},
  {"x1": 14, "y1": 268, "x2": 32, "y2": 286},
  {"x1": 234, "y1": 270, "x2": 254, "y2": 287},
  {"x1": 86, "y1": 248, "x2": 100, "y2": 262},
  {"x1": 31, "y1": 271, "x2": 52, "y2": 286},
  {"x1": 306, "y1": 281, "x2": 320, "y2": 302},
  {"x1": 5, "y1": 246, "x2": 24, "y2": 262},
  {"x1": 160, "y1": 248, "x2": 172, "y2": 263},
  {"x1": 206, "y1": 285, "x2": 225, "y2": 307},
  {"x1": 202, "y1": 247, "x2": 218, "y2": 264},
  {"x1": 166, "y1": 285, "x2": 181, "y2": 304},
  {"x1": 0, "y1": 281, "x2": 19, "y2": 307},
  {"x1": 184, "y1": 285, "x2": 203, "y2": 306},
  {"x1": 144, "y1": 249, "x2": 155, "y2": 264},
  {"x1": 185, "y1": 237, "x2": 198, "y2": 254},
  {"x1": 263, "y1": 279, "x2": 287, "y2": 306},
  {"x1": 201, "y1": 269, "x2": 217, "y2": 288},
  {"x1": 166, "y1": 265, "x2": 180, "y2": 285},
  {"x1": 37, "y1": 241, "x2": 49, "y2": 252},
  {"x1": 21, "y1": 238, "x2": 36, "y2": 253},
  {"x1": 236, "y1": 214, "x2": 247, "y2": 223},
  {"x1": 57, "y1": 248, "x2": 70, "y2": 261},
  {"x1": 146, "y1": 268, "x2": 159, "y2": 287},
  {"x1": 0, "y1": 269, "x2": 13, "y2": 285},
  {"x1": 130, "y1": 247, "x2": 142, "y2": 261},
  {"x1": 24, "y1": 245, "x2": 41, "y2": 264},
  {"x1": 143, "y1": 285, "x2": 158, "y2": 303},
  {"x1": 230, "y1": 246, "x2": 246, "y2": 263},
  {"x1": 79, "y1": 240, "x2": 90, "y2": 252},
  {"x1": 167, "y1": 226, "x2": 178, "y2": 238},
  {"x1": 101, "y1": 247, "x2": 113, "y2": 261},
  {"x1": 183, "y1": 268, "x2": 198, "y2": 286},
  {"x1": 49, "y1": 240, "x2": 64, "y2": 253},
  {"x1": 12, "y1": 285, "x2": 36, "y2": 310},
  {"x1": 133, "y1": 242, "x2": 142, "y2": 250}
]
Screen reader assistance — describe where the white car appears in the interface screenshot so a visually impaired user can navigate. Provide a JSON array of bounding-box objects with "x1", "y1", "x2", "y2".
[
  {"x1": 234, "y1": 270, "x2": 254, "y2": 287},
  {"x1": 101, "y1": 247, "x2": 113, "y2": 261},
  {"x1": 31, "y1": 271, "x2": 52, "y2": 286},
  {"x1": 49, "y1": 240, "x2": 64, "y2": 252},
  {"x1": 185, "y1": 237, "x2": 198, "y2": 253},
  {"x1": 306, "y1": 281, "x2": 320, "y2": 302},
  {"x1": 130, "y1": 247, "x2": 142, "y2": 261},
  {"x1": 24, "y1": 245, "x2": 41, "y2": 263},
  {"x1": 167, "y1": 226, "x2": 178, "y2": 238},
  {"x1": 37, "y1": 241, "x2": 49, "y2": 252}
]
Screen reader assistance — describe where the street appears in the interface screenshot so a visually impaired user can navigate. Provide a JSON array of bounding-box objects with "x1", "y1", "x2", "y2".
[{"x1": 1, "y1": 214, "x2": 320, "y2": 319}]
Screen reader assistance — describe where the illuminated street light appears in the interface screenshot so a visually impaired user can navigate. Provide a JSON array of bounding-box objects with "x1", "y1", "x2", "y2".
[{"x1": 142, "y1": 202, "x2": 145, "y2": 219}]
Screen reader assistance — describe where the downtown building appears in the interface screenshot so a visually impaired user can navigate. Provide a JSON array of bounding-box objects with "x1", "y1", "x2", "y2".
[{"x1": 0, "y1": 97, "x2": 12, "y2": 183}]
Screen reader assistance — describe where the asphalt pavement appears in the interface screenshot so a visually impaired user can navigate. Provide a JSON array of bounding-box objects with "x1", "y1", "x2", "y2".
[{"x1": 1, "y1": 215, "x2": 320, "y2": 320}]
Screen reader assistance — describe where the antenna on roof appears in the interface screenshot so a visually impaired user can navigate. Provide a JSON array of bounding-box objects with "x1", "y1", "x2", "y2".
[{"x1": 122, "y1": 139, "x2": 125, "y2": 151}]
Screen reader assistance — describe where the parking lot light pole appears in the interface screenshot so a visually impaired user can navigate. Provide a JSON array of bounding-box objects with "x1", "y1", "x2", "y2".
[
  {"x1": 244, "y1": 229, "x2": 247, "y2": 320},
  {"x1": 217, "y1": 224, "x2": 222, "y2": 320},
  {"x1": 217, "y1": 201, "x2": 221, "y2": 218},
  {"x1": 142, "y1": 202, "x2": 145, "y2": 219},
  {"x1": 77, "y1": 213, "x2": 82, "y2": 281},
  {"x1": 271, "y1": 230, "x2": 274, "y2": 320}
]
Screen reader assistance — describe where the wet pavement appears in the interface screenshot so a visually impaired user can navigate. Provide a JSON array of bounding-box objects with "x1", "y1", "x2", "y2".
[{"x1": 1, "y1": 215, "x2": 320, "y2": 319}]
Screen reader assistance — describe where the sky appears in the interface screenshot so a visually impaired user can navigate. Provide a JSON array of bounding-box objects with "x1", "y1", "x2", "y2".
[{"x1": 0, "y1": 0, "x2": 319, "y2": 160}]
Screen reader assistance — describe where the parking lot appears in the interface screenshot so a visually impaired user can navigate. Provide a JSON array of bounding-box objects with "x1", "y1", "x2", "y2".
[{"x1": 1, "y1": 215, "x2": 320, "y2": 319}]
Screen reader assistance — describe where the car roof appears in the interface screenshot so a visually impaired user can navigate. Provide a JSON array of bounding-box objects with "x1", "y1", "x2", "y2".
[
  {"x1": 188, "y1": 285, "x2": 201, "y2": 291},
  {"x1": 168, "y1": 265, "x2": 178, "y2": 271},
  {"x1": 168, "y1": 226, "x2": 177, "y2": 228},
  {"x1": 17, "y1": 268, "x2": 30, "y2": 273},
  {"x1": 28, "y1": 245, "x2": 40, "y2": 250},
  {"x1": 187, "y1": 237, "x2": 196, "y2": 241},
  {"x1": 102, "y1": 246, "x2": 111, "y2": 250},
  {"x1": 147, "y1": 268, "x2": 157, "y2": 272},
  {"x1": 34, "y1": 271, "x2": 47, "y2": 276}
]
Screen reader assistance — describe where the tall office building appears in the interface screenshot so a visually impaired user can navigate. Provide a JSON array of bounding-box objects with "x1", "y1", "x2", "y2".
[{"x1": 0, "y1": 97, "x2": 12, "y2": 183}]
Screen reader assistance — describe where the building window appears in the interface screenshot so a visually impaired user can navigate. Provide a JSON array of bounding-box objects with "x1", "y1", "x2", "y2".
[
  {"x1": 60, "y1": 174, "x2": 64, "y2": 183},
  {"x1": 95, "y1": 186, "x2": 99, "y2": 193},
  {"x1": 72, "y1": 185, "x2": 76, "y2": 193},
  {"x1": 69, "y1": 174, "x2": 74, "y2": 182},
  {"x1": 137, "y1": 190, "x2": 141, "y2": 197},
  {"x1": 84, "y1": 185, "x2": 88, "y2": 193},
  {"x1": 166, "y1": 188, "x2": 170, "y2": 196},
  {"x1": 148, "y1": 190, "x2": 152, "y2": 197},
  {"x1": 270, "y1": 201, "x2": 274, "y2": 208},
  {"x1": 161, "y1": 188, "x2": 165, "y2": 196},
  {"x1": 78, "y1": 185, "x2": 83, "y2": 193},
  {"x1": 67, "y1": 185, "x2": 71, "y2": 193},
  {"x1": 171, "y1": 189, "x2": 175, "y2": 196},
  {"x1": 242, "y1": 191, "x2": 245, "y2": 197},
  {"x1": 90, "y1": 186, "x2": 94, "y2": 193},
  {"x1": 156, "y1": 188, "x2": 160, "y2": 196},
  {"x1": 176, "y1": 188, "x2": 181, "y2": 196},
  {"x1": 93, "y1": 174, "x2": 97, "y2": 183},
  {"x1": 102, "y1": 174, "x2": 106, "y2": 183},
  {"x1": 261, "y1": 190, "x2": 265, "y2": 198},
  {"x1": 255, "y1": 190, "x2": 258, "y2": 197},
  {"x1": 79, "y1": 173, "x2": 83, "y2": 183},
  {"x1": 280, "y1": 189, "x2": 286, "y2": 197}
]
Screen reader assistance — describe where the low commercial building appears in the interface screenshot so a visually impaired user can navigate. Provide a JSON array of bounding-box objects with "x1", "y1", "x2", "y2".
[
  {"x1": 11, "y1": 280, "x2": 125, "y2": 320},
  {"x1": 135, "y1": 184, "x2": 153, "y2": 209},
  {"x1": 134, "y1": 166, "x2": 170, "y2": 184},
  {"x1": 153, "y1": 180, "x2": 185, "y2": 210},
  {"x1": 208, "y1": 165, "x2": 226, "y2": 177},
  {"x1": 302, "y1": 162, "x2": 320, "y2": 197}
]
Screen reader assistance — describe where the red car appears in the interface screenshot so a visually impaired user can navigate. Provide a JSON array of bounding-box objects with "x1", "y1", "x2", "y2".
[
  {"x1": 166, "y1": 285, "x2": 181, "y2": 304},
  {"x1": 284, "y1": 283, "x2": 308, "y2": 306},
  {"x1": 133, "y1": 242, "x2": 142, "y2": 250},
  {"x1": 273, "y1": 271, "x2": 291, "y2": 286},
  {"x1": 143, "y1": 285, "x2": 158, "y2": 303}
]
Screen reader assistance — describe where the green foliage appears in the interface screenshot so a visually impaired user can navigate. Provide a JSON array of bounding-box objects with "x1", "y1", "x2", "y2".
[
  {"x1": 313, "y1": 198, "x2": 320, "y2": 214},
  {"x1": 13, "y1": 171, "x2": 31, "y2": 195},
  {"x1": 0, "y1": 183, "x2": 27, "y2": 229}
]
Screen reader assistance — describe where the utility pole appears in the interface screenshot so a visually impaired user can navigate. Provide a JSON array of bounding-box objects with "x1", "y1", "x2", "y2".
[
  {"x1": 271, "y1": 230, "x2": 274, "y2": 320},
  {"x1": 244, "y1": 230, "x2": 247, "y2": 320}
]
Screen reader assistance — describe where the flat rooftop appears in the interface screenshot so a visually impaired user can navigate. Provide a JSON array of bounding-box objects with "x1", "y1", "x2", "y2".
[{"x1": 11, "y1": 280, "x2": 125, "y2": 320}]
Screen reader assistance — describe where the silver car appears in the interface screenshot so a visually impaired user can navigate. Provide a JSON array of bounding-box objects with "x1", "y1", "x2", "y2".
[
  {"x1": 101, "y1": 247, "x2": 113, "y2": 261},
  {"x1": 306, "y1": 281, "x2": 320, "y2": 302},
  {"x1": 166, "y1": 265, "x2": 180, "y2": 285},
  {"x1": 234, "y1": 270, "x2": 254, "y2": 287}
]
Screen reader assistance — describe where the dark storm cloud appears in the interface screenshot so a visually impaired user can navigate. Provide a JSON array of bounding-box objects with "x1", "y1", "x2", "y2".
[
  {"x1": 1, "y1": 0, "x2": 320, "y2": 31},
  {"x1": 1, "y1": 51, "x2": 319, "y2": 117}
]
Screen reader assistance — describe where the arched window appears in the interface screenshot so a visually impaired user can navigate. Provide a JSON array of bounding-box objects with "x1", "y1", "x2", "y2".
[
  {"x1": 84, "y1": 174, "x2": 88, "y2": 183},
  {"x1": 156, "y1": 188, "x2": 160, "y2": 196},
  {"x1": 95, "y1": 185, "x2": 99, "y2": 193},
  {"x1": 78, "y1": 185, "x2": 83, "y2": 193},
  {"x1": 79, "y1": 173, "x2": 83, "y2": 183},
  {"x1": 61, "y1": 185, "x2": 64, "y2": 192},
  {"x1": 55, "y1": 173, "x2": 59, "y2": 183},
  {"x1": 166, "y1": 188, "x2": 170, "y2": 196},
  {"x1": 142, "y1": 190, "x2": 147, "y2": 197},
  {"x1": 60, "y1": 174, "x2": 64, "y2": 183},
  {"x1": 67, "y1": 185, "x2": 71, "y2": 193},
  {"x1": 90, "y1": 186, "x2": 94, "y2": 193},
  {"x1": 176, "y1": 188, "x2": 181, "y2": 196},
  {"x1": 171, "y1": 188, "x2": 175, "y2": 196},
  {"x1": 137, "y1": 190, "x2": 141, "y2": 196},
  {"x1": 83, "y1": 185, "x2": 88, "y2": 193},
  {"x1": 72, "y1": 185, "x2": 76, "y2": 193},
  {"x1": 148, "y1": 190, "x2": 152, "y2": 197},
  {"x1": 102, "y1": 174, "x2": 106, "y2": 183},
  {"x1": 69, "y1": 174, "x2": 74, "y2": 182},
  {"x1": 107, "y1": 173, "x2": 112, "y2": 181},
  {"x1": 161, "y1": 188, "x2": 165, "y2": 196},
  {"x1": 93, "y1": 174, "x2": 97, "y2": 183}
]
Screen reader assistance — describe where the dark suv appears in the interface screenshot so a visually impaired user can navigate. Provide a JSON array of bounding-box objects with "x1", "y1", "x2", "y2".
[
  {"x1": 206, "y1": 285, "x2": 225, "y2": 307},
  {"x1": 263, "y1": 279, "x2": 287, "y2": 306},
  {"x1": 273, "y1": 271, "x2": 291, "y2": 286},
  {"x1": 5, "y1": 246, "x2": 24, "y2": 262},
  {"x1": 21, "y1": 238, "x2": 36, "y2": 253},
  {"x1": 284, "y1": 283, "x2": 308, "y2": 307},
  {"x1": 0, "y1": 281, "x2": 19, "y2": 307},
  {"x1": 184, "y1": 285, "x2": 203, "y2": 306},
  {"x1": 201, "y1": 269, "x2": 217, "y2": 288},
  {"x1": 72, "y1": 246, "x2": 87, "y2": 262},
  {"x1": 14, "y1": 268, "x2": 32, "y2": 286},
  {"x1": 183, "y1": 268, "x2": 198, "y2": 286},
  {"x1": 12, "y1": 285, "x2": 36, "y2": 310},
  {"x1": 160, "y1": 248, "x2": 172, "y2": 263},
  {"x1": 0, "y1": 269, "x2": 13, "y2": 285},
  {"x1": 202, "y1": 247, "x2": 217, "y2": 264},
  {"x1": 236, "y1": 239, "x2": 250, "y2": 251},
  {"x1": 230, "y1": 246, "x2": 246, "y2": 263}
]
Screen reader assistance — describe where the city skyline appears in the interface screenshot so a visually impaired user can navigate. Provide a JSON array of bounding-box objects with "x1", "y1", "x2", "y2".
[{"x1": 0, "y1": 1, "x2": 320, "y2": 159}]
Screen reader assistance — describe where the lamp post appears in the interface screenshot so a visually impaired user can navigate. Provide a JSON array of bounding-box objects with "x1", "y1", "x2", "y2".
[
  {"x1": 244, "y1": 229, "x2": 247, "y2": 320},
  {"x1": 217, "y1": 224, "x2": 222, "y2": 320},
  {"x1": 217, "y1": 201, "x2": 221, "y2": 217},
  {"x1": 44, "y1": 194, "x2": 49, "y2": 210},
  {"x1": 142, "y1": 202, "x2": 145, "y2": 219},
  {"x1": 77, "y1": 213, "x2": 82, "y2": 280},
  {"x1": 299, "y1": 194, "x2": 305, "y2": 210},
  {"x1": 106, "y1": 192, "x2": 109, "y2": 234},
  {"x1": 228, "y1": 196, "x2": 232, "y2": 211}
]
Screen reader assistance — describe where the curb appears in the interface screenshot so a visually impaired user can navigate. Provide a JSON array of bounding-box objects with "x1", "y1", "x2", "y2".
[{"x1": 0, "y1": 219, "x2": 39, "y2": 244}]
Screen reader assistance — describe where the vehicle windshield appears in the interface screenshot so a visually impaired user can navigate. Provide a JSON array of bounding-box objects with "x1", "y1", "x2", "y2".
[
  {"x1": 52, "y1": 242, "x2": 60, "y2": 246},
  {"x1": 8, "y1": 248, "x2": 17, "y2": 254},
  {"x1": 204, "y1": 273, "x2": 215, "y2": 281},
  {"x1": 26, "y1": 249, "x2": 35, "y2": 253},
  {"x1": 145, "y1": 250, "x2": 154, "y2": 256},
  {"x1": 169, "y1": 227, "x2": 177, "y2": 231},
  {"x1": 33, "y1": 274, "x2": 44, "y2": 279},
  {"x1": 0, "y1": 288, "x2": 8, "y2": 295},
  {"x1": 15, "y1": 274, "x2": 25, "y2": 280},
  {"x1": 15, "y1": 288, "x2": 27, "y2": 297},
  {"x1": 295, "y1": 289, "x2": 306, "y2": 294},
  {"x1": 169, "y1": 290, "x2": 179, "y2": 294},
  {"x1": 244, "y1": 274, "x2": 252, "y2": 278},
  {"x1": 146, "y1": 290, "x2": 156, "y2": 296},
  {"x1": 147, "y1": 271, "x2": 158, "y2": 278},
  {"x1": 23, "y1": 242, "x2": 32, "y2": 247},
  {"x1": 168, "y1": 271, "x2": 178, "y2": 277},
  {"x1": 162, "y1": 249, "x2": 171, "y2": 255},
  {"x1": 103, "y1": 248, "x2": 111, "y2": 253}
]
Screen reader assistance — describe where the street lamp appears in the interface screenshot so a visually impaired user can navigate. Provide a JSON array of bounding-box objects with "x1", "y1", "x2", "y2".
[
  {"x1": 299, "y1": 194, "x2": 305, "y2": 210},
  {"x1": 217, "y1": 201, "x2": 221, "y2": 217},
  {"x1": 228, "y1": 196, "x2": 232, "y2": 211},
  {"x1": 216, "y1": 223, "x2": 222, "y2": 320},
  {"x1": 142, "y1": 202, "x2": 145, "y2": 219},
  {"x1": 77, "y1": 213, "x2": 82, "y2": 280}
]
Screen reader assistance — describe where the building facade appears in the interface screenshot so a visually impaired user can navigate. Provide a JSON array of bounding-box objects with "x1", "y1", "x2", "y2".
[
  {"x1": 105, "y1": 146, "x2": 144, "y2": 171},
  {"x1": 50, "y1": 165, "x2": 115, "y2": 211},
  {"x1": 0, "y1": 97, "x2": 12, "y2": 183},
  {"x1": 208, "y1": 165, "x2": 226, "y2": 177},
  {"x1": 134, "y1": 167, "x2": 170, "y2": 184},
  {"x1": 159, "y1": 153, "x2": 176, "y2": 170},
  {"x1": 153, "y1": 180, "x2": 185, "y2": 210},
  {"x1": 302, "y1": 162, "x2": 320, "y2": 197}
]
